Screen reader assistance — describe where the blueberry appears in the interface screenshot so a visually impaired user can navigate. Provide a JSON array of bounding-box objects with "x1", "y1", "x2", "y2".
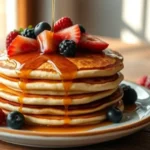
[
  {"x1": 120, "y1": 84, "x2": 137, "y2": 105},
  {"x1": 7, "y1": 111, "x2": 25, "y2": 129},
  {"x1": 107, "y1": 107, "x2": 123, "y2": 123},
  {"x1": 78, "y1": 24, "x2": 86, "y2": 33},
  {"x1": 34, "y1": 22, "x2": 51, "y2": 36},
  {"x1": 59, "y1": 40, "x2": 77, "y2": 57}
]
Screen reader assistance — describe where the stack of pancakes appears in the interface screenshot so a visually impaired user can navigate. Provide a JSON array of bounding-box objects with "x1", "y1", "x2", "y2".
[{"x1": 0, "y1": 49, "x2": 124, "y2": 126}]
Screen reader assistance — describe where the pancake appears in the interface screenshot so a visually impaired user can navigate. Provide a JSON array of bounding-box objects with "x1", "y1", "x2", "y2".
[
  {"x1": 3, "y1": 100, "x2": 124, "y2": 126},
  {"x1": 0, "y1": 49, "x2": 123, "y2": 80},
  {"x1": 0, "y1": 47, "x2": 124, "y2": 126},
  {"x1": 0, "y1": 83, "x2": 117, "y2": 105},
  {"x1": 0, "y1": 89, "x2": 123, "y2": 115},
  {"x1": 0, "y1": 73, "x2": 123, "y2": 93}
]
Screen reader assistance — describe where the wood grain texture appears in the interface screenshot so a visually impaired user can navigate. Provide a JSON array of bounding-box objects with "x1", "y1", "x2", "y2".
[{"x1": 0, "y1": 37, "x2": 150, "y2": 149}]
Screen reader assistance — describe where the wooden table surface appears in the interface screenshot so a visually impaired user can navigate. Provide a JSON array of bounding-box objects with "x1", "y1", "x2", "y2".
[{"x1": 0, "y1": 37, "x2": 150, "y2": 149}]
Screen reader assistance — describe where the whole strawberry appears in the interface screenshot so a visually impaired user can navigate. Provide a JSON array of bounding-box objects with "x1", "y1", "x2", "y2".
[
  {"x1": 54, "y1": 17, "x2": 73, "y2": 32},
  {"x1": 6, "y1": 30, "x2": 19, "y2": 49}
]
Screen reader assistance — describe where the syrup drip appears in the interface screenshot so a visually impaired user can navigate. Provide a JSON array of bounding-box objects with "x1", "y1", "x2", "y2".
[
  {"x1": 11, "y1": 52, "x2": 77, "y2": 124},
  {"x1": 46, "y1": 54, "x2": 78, "y2": 124},
  {"x1": 14, "y1": 53, "x2": 48, "y2": 112},
  {"x1": 51, "y1": 0, "x2": 55, "y2": 31}
]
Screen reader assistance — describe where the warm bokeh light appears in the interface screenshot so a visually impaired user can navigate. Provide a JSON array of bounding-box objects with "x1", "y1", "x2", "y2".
[
  {"x1": 121, "y1": 0, "x2": 144, "y2": 43},
  {"x1": 145, "y1": 0, "x2": 150, "y2": 41},
  {"x1": 122, "y1": 0, "x2": 144, "y2": 32},
  {"x1": 121, "y1": 28, "x2": 141, "y2": 43},
  {"x1": 6, "y1": 0, "x2": 17, "y2": 34}
]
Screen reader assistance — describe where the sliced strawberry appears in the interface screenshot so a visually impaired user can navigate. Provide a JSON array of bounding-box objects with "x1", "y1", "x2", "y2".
[
  {"x1": 8, "y1": 35, "x2": 39, "y2": 56},
  {"x1": 79, "y1": 34, "x2": 109, "y2": 52},
  {"x1": 54, "y1": 25, "x2": 81, "y2": 44},
  {"x1": 37, "y1": 30, "x2": 56, "y2": 53},
  {"x1": 54, "y1": 17, "x2": 73, "y2": 32}
]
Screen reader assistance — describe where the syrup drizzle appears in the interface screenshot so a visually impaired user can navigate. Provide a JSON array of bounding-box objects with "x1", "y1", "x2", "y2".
[
  {"x1": 46, "y1": 54, "x2": 78, "y2": 124},
  {"x1": 51, "y1": 0, "x2": 55, "y2": 31},
  {"x1": 11, "y1": 52, "x2": 77, "y2": 124},
  {"x1": 104, "y1": 49, "x2": 123, "y2": 60}
]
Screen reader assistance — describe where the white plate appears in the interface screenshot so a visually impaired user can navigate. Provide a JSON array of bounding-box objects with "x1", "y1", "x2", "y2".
[{"x1": 0, "y1": 81, "x2": 150, "y2": 148}]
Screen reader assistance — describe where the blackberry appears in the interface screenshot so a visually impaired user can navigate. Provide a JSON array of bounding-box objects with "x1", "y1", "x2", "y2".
[
  {"x1": 21, "y1": 28, "x2": 36, "y2": 39},
  {"x1": 79, "y1": 24, "x2": 86, "y2": 33},
  {"x1": 59, "y1": 40, "x2": 77, "y2": 57},
  {"x1": 120, "y1": 84, "x2": 137, "y2": 105}
]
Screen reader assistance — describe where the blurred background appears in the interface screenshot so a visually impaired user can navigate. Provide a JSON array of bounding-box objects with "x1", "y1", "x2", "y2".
[{"x1": 0, "y1": 0, "x2": 150, "y2": 48}]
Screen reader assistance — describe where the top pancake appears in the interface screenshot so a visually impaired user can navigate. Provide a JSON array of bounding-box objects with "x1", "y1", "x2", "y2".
[{"x1": 0, "y1": 49, "x2": 123, "y2": 80}]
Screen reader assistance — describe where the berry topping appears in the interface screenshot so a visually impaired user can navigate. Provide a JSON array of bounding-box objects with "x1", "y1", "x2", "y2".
[
  {"x1": 8, "y1": 35, "x2": 39, "y2": 56},
  {"x1": 6, "y1": 111, "x2": 25, "y2": 129},
  {"x1": 137, "y1": 75, "x2": 150, "y2": 89},
  {"x1": 34, "y1": 22, "x2": 51, "y2": 36},
  {"x1": 79, "y1": 34, "x2": 109, "y2": 52},
  {"x1": 137, "y1": 76, "x2": 148, "y2": 86},
  {"x1": 54, "y1": 25, "x2": 81, "y2": 44},
  {"x1": 6, "y1": 30, "x2": 19, "y2": 49},
  {"x1": 0, "y1": 109, "x2": 5, "y2": 125},
  {"x1": 21, "y1": 28, "x2": 36, "y2": 39},
  {"x1": 79, "y1": 24, "x2": 86, "y2": 33},
  {"x1": 107, "y1": 106, "x2": 123, "y2": 123},
  {"x1": 59, "y1": 40, "x2": 77, "y2": 57},
  {"x1": 37, "y1": 30, "x2": 56, "y2": 53},
  {"x1": 121, "y1": 84, "x2": 137, "y2": 105},
  {"x1": 54, "y1": 17, "x2": 73, "y2": 32}
]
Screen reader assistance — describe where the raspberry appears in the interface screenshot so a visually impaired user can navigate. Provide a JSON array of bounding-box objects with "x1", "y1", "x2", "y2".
[
  {"x1": 54, "y1": 17, "x2": 73, "y2": 32},
  {"x1": 6, "y1": 31, "x2": 19, "y2": 49}
]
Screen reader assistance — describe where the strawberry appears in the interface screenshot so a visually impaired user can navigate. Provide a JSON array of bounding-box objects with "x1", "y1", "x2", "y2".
[
  {"x1": 8, "y1": 35, "x2": 39, "y2": 56},
  {"x1": 137, "y1": 76, "x2": 148, "y2": 86},
  {"x1": 145, "y1": 76, "x2": 150, "y2": 89},
  {"x1": 37, "y1": 30, "x2": 56, "y2": 53},
  {"x1": 78, "y1": 34, "x2": 109, "y2": 52},
  {"x1": 137, "y1": 75, "x2": 150, "y2": 89},
  {"x1": 6, "y1": 31, "x2": 19, "y2": 49},
  {"x1": 54, "y1": 17, "x2": 73, "y2": 32},
  {"x1": 54, "y1": 25, "x2": 81, "y2": 44}
]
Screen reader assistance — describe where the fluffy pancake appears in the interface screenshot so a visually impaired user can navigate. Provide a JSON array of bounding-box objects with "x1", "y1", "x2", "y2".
[
  {"x1": 0, "y1": 83, "x2": 117, "y2": 105},
  {"x1": 0, "y1": 49, "x2": 123, "y2": 80},
  {"x1": 0, "y1": 48, "x2": 124, "y2": 126},
  {"x1": 0, "y1": 73, "x2": 123, "y2": 94},
  {"x1": 3, "y1": 100, "x2": 124, "y2": 126},
  {"x1": 0, "y1": 89, "x2": 123, "y2": 115}
]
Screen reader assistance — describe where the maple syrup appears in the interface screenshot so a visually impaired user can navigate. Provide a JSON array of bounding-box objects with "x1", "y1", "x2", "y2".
[
  {"x1": 51, "y1": 0, "x2": 55, "y2": 31},
  {"x1": 23, "y1": 121, "x2": 112, "y2": 133},
  {"x1": 10, "y1": 51, "x2": 78, "y2": 125}
]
